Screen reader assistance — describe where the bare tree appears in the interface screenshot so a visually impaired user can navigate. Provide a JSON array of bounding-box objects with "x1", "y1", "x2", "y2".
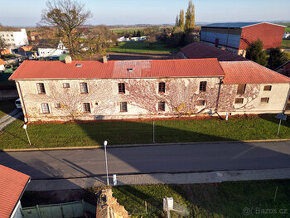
[{"x1": 40, "y1": 0, "x2": 91, "y2": 57}]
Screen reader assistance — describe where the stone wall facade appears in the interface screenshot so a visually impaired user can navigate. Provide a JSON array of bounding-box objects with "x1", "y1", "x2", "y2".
[{"x1": 15, "y1": 77, "x2": 289, "y2": 122}]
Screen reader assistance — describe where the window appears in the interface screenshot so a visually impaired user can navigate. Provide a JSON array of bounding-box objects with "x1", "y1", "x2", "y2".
[
  {"x1": 37, "y1": 83, "x2": 46, "y2": 94},
  {"x1": 235, "y1": 98, "x2": 244, "y2": 104},
  {"x1": 237, "y1": 84, "x2": 246, "y2": 95},
  {"x1": 83, "y1": 103, "x2": 91, "y2": 113},
  {"x1": 41, "y1": 103, "x2": 50, "y2": 114},
  {"x1": 118, "y1": 83, "x2": 125, "y2": 94},
  {"x1": 197, "y1": 100, "x2": 206, "y2": 106},
  {"x1": 159, "y1": 82, "x2": 165, "y2": 93},
  {"x1": 199, "y1": 81, "x2": 207, "y2": 92},
  {"x1": 120, "y1": 102, "x2": 127, "y2": 112},
  {"x1": 55, "y1": 103, "x2": 61, "y2": 108},
  {"x1": 264, "y1": 85, "x2": 272, "y2": 91},
  {"x1": 261, "y1": 97, "x2": 269, "y2": 103},
  {"x1": 63, "y1": 83, "x2": 70, "y2": 88},
  {"x1": 80, "y1": 82, "x2": 88, "y2": 94},
  {"x1": 158, "y1": 101, "x2": 165, "y2": 111},
  {"x1": 76, "y1": 64, "x2": 82, "y2": 67}
]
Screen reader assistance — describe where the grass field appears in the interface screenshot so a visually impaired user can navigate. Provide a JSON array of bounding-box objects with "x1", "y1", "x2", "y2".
[
  {"x1": 112, "y1": 180, "x2": 290, "y2": 217},
  {"x1": 0, "y1": 115, "x2": 289, "y2": 149},
  {"x1": 110, "y1": 27, "x2": 146, "y2": 34},
  {"x1": 108, "y1": 41, "x2": 178, "y2": 54},
  {"x1": 0, "y1": 99, "x2": 16, "y2": 118},
  {"x1": 282, "y1": 40, "x2": 290, "y2": 48}
]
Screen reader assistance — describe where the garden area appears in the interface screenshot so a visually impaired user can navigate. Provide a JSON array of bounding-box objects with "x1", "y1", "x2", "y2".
[
  {"x1": 111, "y1": 180, "x2": 290, "y2": 217},
  {"x1": 108, "y1": 41, "x2": 178, "y2": 54},
  {"x1": 0, "y1": 115, "x2": 289, "y2": 149}
]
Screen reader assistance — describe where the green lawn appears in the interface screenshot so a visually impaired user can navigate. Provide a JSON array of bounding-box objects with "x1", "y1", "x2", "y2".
[
  {"x1": 112, "y1": 180, "x2": 290, "y2": 217},
  {"x1": 282, "y1": 40, "x2": 290, "y2": 48},
  {"x1": 108, "y1": 41, "x2": 177, "y2": 54},
  {"x1": 111, "y1": 28, "x2": 145, "y2": 34},
  {"x1": 0, "y1": 115, "x2": 289, "y2": 149},
  {"x1": 0, "y1": 99, "x2": 16, "y2": 118}
]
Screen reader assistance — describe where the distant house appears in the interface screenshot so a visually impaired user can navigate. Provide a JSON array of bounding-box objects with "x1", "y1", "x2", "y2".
[
  {"x1": 0, "y1": 164, "x2": 30, "y2": 218},
  {"x1": 275, "y1": 61, "x2": 290, "y2": 77},
  {"x1": 177, "y1": 42, "x2": 247, "y2": 61},
  {"x1": 18, "y1": 46, "x2": 33, "y2": 53},
  {"x1": 38, "y1": 41, "x2": 68, "y2": 58},
  {"x1": 0, "y1": 48, "x2": 12, "y2": 55},
  {"x1": 9, "y1": 57, "x2": 290, "y2": 122},
  {"x1": 0, "y1": 29, "x2": 29, "y2": 49},
  {"x1": 200, "y1": 22, "x2": 285, "y2": 56},
  {"x1": 283, "y1": 32, "x2": 290, "y2": 39},
  {"x1": 117, "y1": 36, "x2": 147, "y2": 42},
  {"x1": 0, "y1": 59, "x2": 6, "y2": 71}
]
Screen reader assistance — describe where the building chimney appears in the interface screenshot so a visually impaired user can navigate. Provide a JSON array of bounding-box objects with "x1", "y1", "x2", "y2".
[
  {"x1": 102, "y1": 56, "x2": 108, "y2": 64},
  {"x1": 65, "y1": 55, "x2": 72, "y2": 64}
]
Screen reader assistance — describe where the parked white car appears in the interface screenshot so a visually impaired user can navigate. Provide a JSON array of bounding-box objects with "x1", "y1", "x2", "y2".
[{"x1": 15, "y1": 98, "x2": 22, "y2": 109}]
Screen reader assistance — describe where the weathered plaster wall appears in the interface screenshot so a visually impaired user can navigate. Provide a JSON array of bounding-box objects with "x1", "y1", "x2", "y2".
[
  {"x1": 17, "y1": 77, "x2": 221, "y2": 122},
  {"x1": 218, "y1": 83, "x2": 289, "y2": 114}
]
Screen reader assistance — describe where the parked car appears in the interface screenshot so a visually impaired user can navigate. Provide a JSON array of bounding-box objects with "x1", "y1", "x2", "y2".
[{"x1": 15, "y1": 98, "x2": 22, "y2": 109}]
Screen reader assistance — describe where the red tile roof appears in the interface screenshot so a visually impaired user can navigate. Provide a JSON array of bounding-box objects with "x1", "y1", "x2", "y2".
[
  {"x1": 9, "y1": 59, "x2": 225, "y2": 80},
  {"x1": 0, "y1": 165, "x2": 30, "y2": 218},
  {"x1": 0, "y1": 59, "x2": 6, "y2": 65},
  {"x1": 181, "y1": 42, "x2": 247, "y2": 61},
  {"x1": 220, "y1": 61, "x2": 290, "y2": 84}
]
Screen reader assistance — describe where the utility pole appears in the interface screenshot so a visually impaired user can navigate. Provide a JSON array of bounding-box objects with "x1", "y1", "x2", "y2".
[
  {"x1": 152, "y1": 120, "x2": 155, "y2": 143},
  {"x1": 103, "y1": 140, "x2": 109, "y2": 186},
  {"x1": 22, "y1": 124, "x2": 31, "y2": 146}
]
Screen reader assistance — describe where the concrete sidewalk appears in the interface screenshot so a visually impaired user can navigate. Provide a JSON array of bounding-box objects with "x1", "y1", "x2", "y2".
[
  {"x1": 0, "y1": 109, "x2": 22, "y2": 131},
  {"x1": 27, "y1": 168, "x2": 290, "y2": 191}
]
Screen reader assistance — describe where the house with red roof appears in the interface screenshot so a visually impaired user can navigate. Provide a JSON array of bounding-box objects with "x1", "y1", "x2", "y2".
[
  {"x1": 201, "y1": 22, "x2": 285, "y2": 56},
  {"x1": 0, "y1": 58, "x2": 6, "y2": 71},
  {"x1": 9, "y1": 56, "x2": 290, "y2": 122},
  {"x1": 0, "y1": 165, "x2": 30, "y2": 218}
]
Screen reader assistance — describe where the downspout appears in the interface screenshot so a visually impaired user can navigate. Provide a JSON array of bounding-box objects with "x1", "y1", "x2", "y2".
[
  {"x1": 16, "y1": 80, "x2": 28, "y2": 123},
  {"x1": 215, "y1": 77, "x2": 223, "y2": 113}
]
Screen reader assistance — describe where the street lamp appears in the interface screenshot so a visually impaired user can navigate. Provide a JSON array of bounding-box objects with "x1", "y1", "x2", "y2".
[
  {"x1": 103, "y1": 140, "x2": 109, "y2": 186},
  {"x1": 22, "y1": 123, "x2": 32, "y2": 146}
]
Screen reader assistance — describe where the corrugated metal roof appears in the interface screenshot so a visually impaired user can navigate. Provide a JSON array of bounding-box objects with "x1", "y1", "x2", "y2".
[
  {"x1": 0, "y1": 165, "x2": 30, "y2": 218},
  {"x1": 203, "y1": 22, "x2": 260, "y2": 28},
  {"x1": 220, "y1": 61, "x2": 290, "y2": 84},
  {"x1": 9, "y1": 59, "x2": 225, "y2": 80}
]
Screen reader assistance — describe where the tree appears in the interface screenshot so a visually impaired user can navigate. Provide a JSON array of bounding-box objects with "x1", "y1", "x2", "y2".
[
  {"x1": 184, "y1": 0, "x2": 195, "y2": 32},
  {"x1": 40, "y1": 0, "x2": 91, "y2": 58},
  {"x1": 175, "y1": 15, "x2": 179, "y2": 27},
  {"x1": 267, "y1": 47, "x2": 288, "y2": 70},
  {"x1": 179, "y1": 10, "x2": 185, "y2": 31},
  {"x1": 245, "y1": 39, "x2": 267, "y2": 66}
]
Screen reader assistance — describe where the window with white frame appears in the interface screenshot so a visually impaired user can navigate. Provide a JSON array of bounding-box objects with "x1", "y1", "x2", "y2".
[{"x1": 41, "y1": 103, "x2": 50, "y2": 114}]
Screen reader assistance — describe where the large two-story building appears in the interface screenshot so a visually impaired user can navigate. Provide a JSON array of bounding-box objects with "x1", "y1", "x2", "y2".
[
  {"x1": 9, "y1": 57, "x2": 290, "y2": 122},
  {"x1": 200, "y1": 22, "x2": 285, "y2": 56},
  {"x1": 0, "y1": 29, "x2": 29, "y2": 49}
]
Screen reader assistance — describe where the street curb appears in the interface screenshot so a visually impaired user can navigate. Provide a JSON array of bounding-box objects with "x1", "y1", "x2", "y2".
[{"x1": 1, "y1": 138, "x2": 290, "y2": 152}]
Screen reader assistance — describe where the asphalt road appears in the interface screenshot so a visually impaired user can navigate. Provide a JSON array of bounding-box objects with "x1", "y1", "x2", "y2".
[{"x1": 0, "y1": 141, "x2": 290, "y2": 180}]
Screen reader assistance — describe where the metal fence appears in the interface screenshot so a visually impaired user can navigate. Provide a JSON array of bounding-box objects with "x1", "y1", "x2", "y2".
[{"x1": 21, "y1": 200, "x2": 96, "y2": 218}]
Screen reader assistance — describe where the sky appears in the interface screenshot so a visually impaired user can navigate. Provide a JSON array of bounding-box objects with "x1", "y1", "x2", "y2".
[{"x1": 0, "y1": 0, "x2": 289, "y2": 26}]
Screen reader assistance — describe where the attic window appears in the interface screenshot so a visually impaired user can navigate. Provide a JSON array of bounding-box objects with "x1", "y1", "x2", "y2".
[
  {"x1": 76, "y1": 64, "x2": 82, "y2": 67},
  {"x1": 127, "y1": 68, "x2": 133, "y2": 72}
]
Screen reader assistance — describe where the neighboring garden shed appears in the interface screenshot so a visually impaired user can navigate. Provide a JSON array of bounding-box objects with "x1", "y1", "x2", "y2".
[{"x1": 200, "y1": 22, "x2": 285, "y2": 56}]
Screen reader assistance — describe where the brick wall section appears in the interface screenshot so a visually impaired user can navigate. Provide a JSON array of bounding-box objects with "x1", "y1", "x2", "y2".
[{"x1": 240, "y1": 23, "x2": 285, "y2": 50}]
